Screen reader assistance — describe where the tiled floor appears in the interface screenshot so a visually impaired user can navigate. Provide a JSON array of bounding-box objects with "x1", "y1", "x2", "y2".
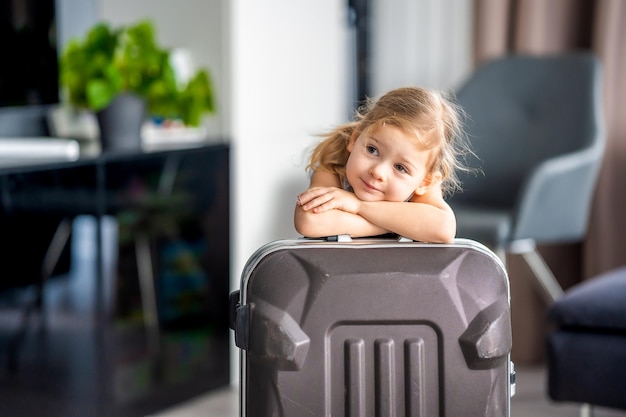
[{"x1": 152, "y1": 365, "x2": 626, "y2": 417}]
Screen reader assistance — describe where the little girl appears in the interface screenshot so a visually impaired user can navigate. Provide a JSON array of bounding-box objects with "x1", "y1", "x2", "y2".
[{"x1": 294, "y1": 86, "x2": 468, "y2": 243}]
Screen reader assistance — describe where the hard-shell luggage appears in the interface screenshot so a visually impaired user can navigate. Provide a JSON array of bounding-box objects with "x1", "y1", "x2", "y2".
[{"x1": 230, "y1": 236, "x2": 514, "y2": 417}]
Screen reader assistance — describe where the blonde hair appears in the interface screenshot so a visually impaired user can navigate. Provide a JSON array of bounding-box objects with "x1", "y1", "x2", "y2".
[{"x1": 307, "y1": 86, "x2": 469, "y2": 196}]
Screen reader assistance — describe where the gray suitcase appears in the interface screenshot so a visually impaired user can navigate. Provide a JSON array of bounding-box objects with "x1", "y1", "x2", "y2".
[{"x1": 230, "y1": 236, "x2": 514, "y2": 417}]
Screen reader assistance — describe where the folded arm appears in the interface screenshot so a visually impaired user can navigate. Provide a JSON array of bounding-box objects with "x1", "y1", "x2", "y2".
[
  {"x1": 357, "y1": 196, "x2": 456, "y2": 243},
  {"x1": 294, "y1": 170, "x2": 386, "y2": 238},
  {"x1": 294, "y1": 170, "x2": 456, "y2": 243},
  {"x1": 295, "y1": 204, "x2": 388, "y2": 238}
]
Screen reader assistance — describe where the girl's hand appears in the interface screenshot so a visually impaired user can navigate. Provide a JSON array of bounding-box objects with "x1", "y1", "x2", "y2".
[{"x1": 297, "y1": 187, "x2": 361, "y2": 214}]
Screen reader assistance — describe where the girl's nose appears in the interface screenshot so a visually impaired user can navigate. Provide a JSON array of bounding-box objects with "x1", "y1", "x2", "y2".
[{"x1": 369, "y1": 163, "x2": 386, "y2": 180}]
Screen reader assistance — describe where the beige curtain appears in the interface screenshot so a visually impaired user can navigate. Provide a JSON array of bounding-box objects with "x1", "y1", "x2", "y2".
[{"x1": 472, "y1": 0, "x2": 626, "y2": 363}]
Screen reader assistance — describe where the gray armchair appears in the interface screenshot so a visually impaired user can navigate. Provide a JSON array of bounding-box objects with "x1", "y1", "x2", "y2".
[{"x1": 450, "y1": 52, "x2": 605, "y2": 303}]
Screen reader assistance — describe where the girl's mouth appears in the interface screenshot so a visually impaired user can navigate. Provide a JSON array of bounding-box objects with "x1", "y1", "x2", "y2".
[{"x1": 360, "y1": 178, "x2": 381, "y2": 193}]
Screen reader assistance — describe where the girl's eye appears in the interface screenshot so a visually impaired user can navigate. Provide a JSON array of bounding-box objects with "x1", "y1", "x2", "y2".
[
  {"x1": 394, "y1": 164, "x2": 408, "y2": 173},
  {"x1": 366, "y1": 145, "x2": 379, "y2": 155}
]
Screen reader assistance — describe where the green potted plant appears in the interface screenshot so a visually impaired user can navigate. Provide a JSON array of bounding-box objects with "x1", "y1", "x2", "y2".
[{"x1": 59, "y1": 20, "x2": 215, "y2": 151}]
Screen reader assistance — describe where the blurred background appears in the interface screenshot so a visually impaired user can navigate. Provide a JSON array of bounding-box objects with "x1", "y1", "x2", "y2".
[{"x1": 0, "y1": 0, "x2": 625, "y2": 416}]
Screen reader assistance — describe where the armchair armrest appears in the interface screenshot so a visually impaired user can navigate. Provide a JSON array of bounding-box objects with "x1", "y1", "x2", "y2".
[{"x1": 512, "y1": 141, "x2": 604, "y2": 243}]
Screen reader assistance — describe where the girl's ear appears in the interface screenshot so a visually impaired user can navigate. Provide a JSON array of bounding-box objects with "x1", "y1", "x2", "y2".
[
  {"x1": 347, "y1": 130, "x2": 359, "y2": 152},
  {"x1": 414, "y1": 171, "x2": 442, "y2": 196}
]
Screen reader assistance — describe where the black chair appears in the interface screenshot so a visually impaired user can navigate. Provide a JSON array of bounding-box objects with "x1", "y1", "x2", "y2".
[
  {"x1": 0, "y1": 215, "x2": 72, "y2": 371},
  {"x1": 546, "y1": 266, "x2": 626, "y2": 416},
  {"x1": 450, "y1": 52, "x2": 605, "y2": 304}
]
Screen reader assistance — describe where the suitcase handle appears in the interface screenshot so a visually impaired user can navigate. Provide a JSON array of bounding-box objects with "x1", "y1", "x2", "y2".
[
  {"x1": 229, "y1": 290, "x2": 240, "y2": 331},
  {"x1": 325, "y1": 234, "x2": 413, "y2": 242}
]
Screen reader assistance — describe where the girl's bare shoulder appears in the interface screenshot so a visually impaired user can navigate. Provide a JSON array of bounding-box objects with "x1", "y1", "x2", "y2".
[{"x1": 310, "y1": 169, "x2": 342, "y2": 188}]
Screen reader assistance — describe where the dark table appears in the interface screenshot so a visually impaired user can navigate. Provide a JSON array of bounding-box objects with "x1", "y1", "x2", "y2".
[{"x1": 0, "y1": 143, "x2": 231, "y2": 416}]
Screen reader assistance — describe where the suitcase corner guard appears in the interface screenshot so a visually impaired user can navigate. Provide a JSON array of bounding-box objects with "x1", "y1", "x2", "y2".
[
  {"x1": 458, "y1": 298, "x2": 512, "y2": 370},
  {"x1": 230, "y1": 290, "x2": 311, "y2": 370}
]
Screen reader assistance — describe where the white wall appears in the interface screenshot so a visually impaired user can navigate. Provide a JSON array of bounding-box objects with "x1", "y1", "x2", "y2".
[{"x1": 56, "y1": 0, "x2": 98, "y2": 50}]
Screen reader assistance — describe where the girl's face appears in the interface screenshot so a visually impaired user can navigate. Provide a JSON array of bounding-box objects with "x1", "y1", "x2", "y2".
[{"x1": 346, "y1": 124, "x2": 435, "y2": 202}]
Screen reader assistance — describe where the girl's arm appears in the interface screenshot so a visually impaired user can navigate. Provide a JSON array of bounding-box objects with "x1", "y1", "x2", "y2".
[
  {"x1": 294, "y1": 170, "x2": 388, "y2": 238},
  {"x1": 357, "y1": 187, "x2": 456, "y2": 243},
  {"x1": 295, "y1": 171, "x2": 456, "y2": 243},
  {"x1": 294, "y1": 205, "x2": 388, "y2": 238}
]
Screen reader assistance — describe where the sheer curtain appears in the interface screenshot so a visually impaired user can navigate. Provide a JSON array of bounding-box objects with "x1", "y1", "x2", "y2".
[{"x1": 471, "y1": 0, "x2": 626, "y2": 363}]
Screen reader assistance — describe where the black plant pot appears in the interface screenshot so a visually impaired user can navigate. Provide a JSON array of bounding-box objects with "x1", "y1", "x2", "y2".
[{"x1": 96, "y1": 93, "x2": 146, "y2": 153}]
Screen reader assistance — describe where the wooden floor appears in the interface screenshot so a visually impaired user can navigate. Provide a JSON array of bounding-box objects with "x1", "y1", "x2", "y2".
[{"x1": 152, "y1": 365, "x2": 626, "y2": 417}]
